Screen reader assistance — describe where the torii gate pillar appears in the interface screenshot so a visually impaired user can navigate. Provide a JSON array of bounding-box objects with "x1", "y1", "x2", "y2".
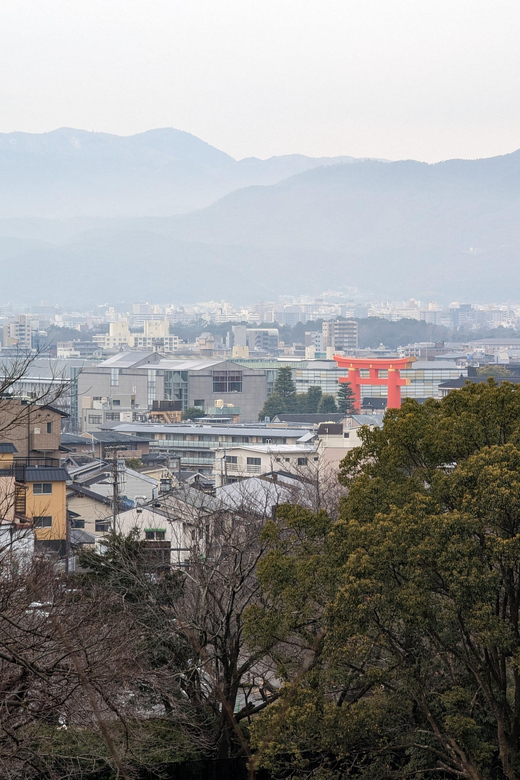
[{"x1": 333, "y1": 355, "x2": 416, "y2": 410}]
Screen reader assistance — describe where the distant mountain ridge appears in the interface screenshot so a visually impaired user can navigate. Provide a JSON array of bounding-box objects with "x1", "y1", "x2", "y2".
[
  {"x1": 0, "y1": 130, "x2": 519, "y2": 304},
  {"x1": 0, "y1": 127, "x2": 363, "y2": 218}
]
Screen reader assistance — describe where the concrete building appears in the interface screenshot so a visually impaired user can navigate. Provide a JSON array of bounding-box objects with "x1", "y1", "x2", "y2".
[
  {"x1": 2, "y1": 315, "x2": 33, "y2": 350},
  {"x1": 77, "y1": 352, "x2": 268, "y2": 426},
  {"x1": 214, "y1": 443, "x2": 318, "y2": 486},
  {"x1": 322, "y1": 320, "x2": 358, "y2": 353},
  {"x1": 102, "y1": 422, "x2": 311, "y2": 474}
]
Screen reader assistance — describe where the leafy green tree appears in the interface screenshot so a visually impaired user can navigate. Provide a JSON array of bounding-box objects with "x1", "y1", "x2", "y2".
[
  {"x1": 250, "y1": 381, "x2": 520, "y2": 780},
  {"x1": 476, "y1": 363, "x2": 512, "y2": 377},
  {"x1": 305, "y1": 386, "x2": 322, "y2": 413},
  {"x1": 181, "y1": 406, "x2": 205, "y2": 420},
  {"x1": 317, "y1": 394, "x2": 337, "y2": 414},
  {"x1": 336, "y1": 380, "x2": 357, "y2": 414}
]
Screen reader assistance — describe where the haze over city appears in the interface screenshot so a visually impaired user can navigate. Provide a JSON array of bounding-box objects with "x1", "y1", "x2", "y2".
[{"x1": 2, "y1": 3, "x2": 520, "y2": 779}]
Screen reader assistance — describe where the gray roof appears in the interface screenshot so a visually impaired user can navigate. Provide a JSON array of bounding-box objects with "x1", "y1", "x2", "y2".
[
  {"x1": 83, "y1": 431, "x2": 152, "y2": 444},
  {"x1": 216, "y1": 473, "x2": 310, "y2": 513},
  {"x1": 351, "y1": 414, "x2": 385, "y2": 427},
  {"x1": 24, "y1": 467, "x2": 70, "y2": 482},
  {"x1": 271, "y1": 413, "x2": 345, "y2": 423},
  {"x1": 439, "y1": 376, "x2": 520, "y2": 388},
  {"x1": 109, "y1": 423, "x2": 308, "y2": 438},
  {"x1": 0, "y1": 442, "x2": 17, "y2": 453},
  {"x1": 70, "y1": 529, "x2": 96, "y2": 546},
  {"x1": 61, "y1": 433, "x2": 89, "y2": 445},
  {"x1": 67, "y1": 482, "x2": 110, "y2": 503}
]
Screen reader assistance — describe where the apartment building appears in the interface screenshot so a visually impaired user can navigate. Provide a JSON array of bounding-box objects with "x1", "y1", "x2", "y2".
[
  {"x1": 322, "y1": 320, "x2": 359, "y2": 353},
  {"x1": 93, "y1": 319, "x2": 180, "y2": 352},
  {"x1": 103, "y1": 422, "x2": 310, "y2": 474}
]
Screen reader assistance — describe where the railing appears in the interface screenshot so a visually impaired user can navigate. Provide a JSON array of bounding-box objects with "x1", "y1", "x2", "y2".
[
  {"x1": 14, "y1": 457, "x2": 60, "y2": 468},
  {"x1": 153, "y1": 439, "x2": 213, "y2": 449},
  {"x1": 246, "y1": 465, "x2": 261, "y2": 474}
]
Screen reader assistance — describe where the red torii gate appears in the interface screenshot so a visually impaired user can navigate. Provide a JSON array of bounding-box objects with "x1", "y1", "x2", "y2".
[{"x1": 333, "y1": 355, "x2": 416, "y2": 409}]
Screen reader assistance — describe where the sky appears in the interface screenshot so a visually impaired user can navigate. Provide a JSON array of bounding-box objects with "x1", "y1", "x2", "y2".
[{"x1": 1, "y1": 0, "x2": 519, "y2": 162}]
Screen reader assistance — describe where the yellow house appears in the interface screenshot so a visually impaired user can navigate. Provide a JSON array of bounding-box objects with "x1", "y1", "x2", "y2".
[
  {"x1": 22, "y1": 466, "x2": 69, "y2": 553},
  {"x1": 0, "y1": 447, "x2": 69, "y2": 555}
]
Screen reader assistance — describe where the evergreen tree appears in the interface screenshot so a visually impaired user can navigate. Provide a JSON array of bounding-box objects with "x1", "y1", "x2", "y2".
[
  {"x1": 259, "y1": 366, "x2": 298, "y2": 420},
  {"x1": 336, "y1": 380, "x2": 358, "y2": 414},
  {"x1": 305, "y1": 386, "x2": 322, "y2": 413},
  {"x1": 317, "y1": 394, "x2": 337, "y2": 414},
  {"x1": 258, "y1": 393, "x2": 286, "y2": 421},
  {"x1": 273, "y1": 365, "x2": 297, "y2": 399}
]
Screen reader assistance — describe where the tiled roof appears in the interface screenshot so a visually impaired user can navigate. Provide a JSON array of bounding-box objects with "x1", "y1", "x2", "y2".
[{"x1": 24, "y1": 467, "x2": 70, "y2": 482}]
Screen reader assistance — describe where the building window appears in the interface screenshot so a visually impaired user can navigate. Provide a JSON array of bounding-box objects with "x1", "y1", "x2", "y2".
[
  {"x1": 34, "y1": 516, "x2": 52, "y2": 528},
  {"x1": 194, "y1": 399, "x2": 204, "y2": 407},
  {"x1": 212, "y1": 370, "x2": 243, "y2": 393},
  {"x1": 113, "y1": 399, "x2": 121, "y2": 406},
  {"x1": 147, "y1": 369, "x2": 157, "y2": 405},
  {"x1": 33, "y1": 483, "x2": 52, "y2": 494},
  {"x1": 145, "y1": 530, "x2": 155, "y2": 540},
  {"x1": 247, "y1": 457, "x2": 261, "y2": 466},
  {"x1": 46, "y1": 422, "x2": 53, "y2": 434},
  {"x1": 110, "y1": 368, "x2": 119, "y2": 387},
  {"x1": 226, "y1": 455, "x2": 238, "y2": 464},
  {"x1": 156, "y1": 530, "x2": 166, "y2": 541},
  {"x1": 344, "y1": 432, "x2": 350, "y2": 438},
  {"x1": 70, "y1": 518, "x2": 85, "y2": 528},
  {"x1": 95, "y1": 520, "x2": 110, "y2": 532},
  {"x1": 297, "y1": 457, "x2": 308, "y2": 466},
  {"x1": 88, "y1": 415, "x2": 102, "y2": 424}
]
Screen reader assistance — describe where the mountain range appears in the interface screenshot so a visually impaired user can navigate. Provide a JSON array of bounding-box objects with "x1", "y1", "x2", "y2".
[{"x1": 0, "y1": 127, "x2": 518, "y2": 304}]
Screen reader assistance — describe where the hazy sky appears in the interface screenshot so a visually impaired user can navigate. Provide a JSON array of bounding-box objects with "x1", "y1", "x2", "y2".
[{"x1": 1, "y1": 0, "x2": 519, "y2": 162}]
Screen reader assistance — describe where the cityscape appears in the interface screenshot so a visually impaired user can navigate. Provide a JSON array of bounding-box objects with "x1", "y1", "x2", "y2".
[{"x1": 2, "y1": 0, "x2": 520, "y2": 778}]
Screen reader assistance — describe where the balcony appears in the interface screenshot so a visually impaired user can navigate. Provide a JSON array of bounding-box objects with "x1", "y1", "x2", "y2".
[
  {"x1": 153, "y1": 439, "x2": 213, "y2": 450},
  {"x1": 246, "y1": 465, "x2": 261, "y2": 474}
]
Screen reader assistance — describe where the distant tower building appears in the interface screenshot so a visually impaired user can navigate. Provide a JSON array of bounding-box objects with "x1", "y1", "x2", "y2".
[{"x1": 322, "y1": 320, "x2": 358, "y2": 353}]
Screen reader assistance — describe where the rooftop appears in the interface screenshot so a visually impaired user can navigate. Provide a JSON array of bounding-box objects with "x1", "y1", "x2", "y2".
[{"x1": 108, "y1": 422, "x2": 310, "y2": 438}]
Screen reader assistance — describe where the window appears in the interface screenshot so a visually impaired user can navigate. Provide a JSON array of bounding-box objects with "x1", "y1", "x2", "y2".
[
  {"x1": 33, "y1": 483, "x2": 52, "y2": 494},
  {"x1": 71, "y1": 518, "x2": 85, "y2": 528},
  {"x1": 155, "y1": 530, "x2": 166, "y2": 541},
  {"x1": 297, "y1": 457, "x2": 308, "y2": 466},
  {"x1": 212, "y1": 370, "x2": 243, "y2": 393},
  {"x1": 145, "y1": 530, "x2": 155, "y2": 540},
  {"x1": 34, "y1": 516, "x2": 52, "y2": 528},
  {"x1": 344, "y1": 432, "x2": 350, "y2": 438},
  {"x1": 110, "y1": 368, "x2": 119, "y2": 387},
  {"x1": 112, "y1": 399, "x2": 121, "y2": 406},
  {"x1": 147, "y1": 369, "x2": 157, "y2": 405},
  {"x1": 262, "y1": 438, "x2": 272, "y2": 444},
  {"x1": 247, "y1": 457, "x2": 261, "y2": 466},
  {"x1": 95, "y1": 520, "x2": 110, "y2": 532},
  {"x1": 226, "y1": 455, "x2": 238, "y2": 464},
  {"x1": 88, "y1": 415, "x2": 102, "y2": 424},
  {"x1": 46, "y1": 422, "x2": 53, "y2": 434},
  {"x1": 194, "y1": 399, "x2": 204, "y2": 407}
]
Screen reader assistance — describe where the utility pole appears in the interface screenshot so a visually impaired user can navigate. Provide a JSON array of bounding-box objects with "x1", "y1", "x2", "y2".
[{"x1": 106, "y1": 448, "x2": 121, "y2": 533}]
